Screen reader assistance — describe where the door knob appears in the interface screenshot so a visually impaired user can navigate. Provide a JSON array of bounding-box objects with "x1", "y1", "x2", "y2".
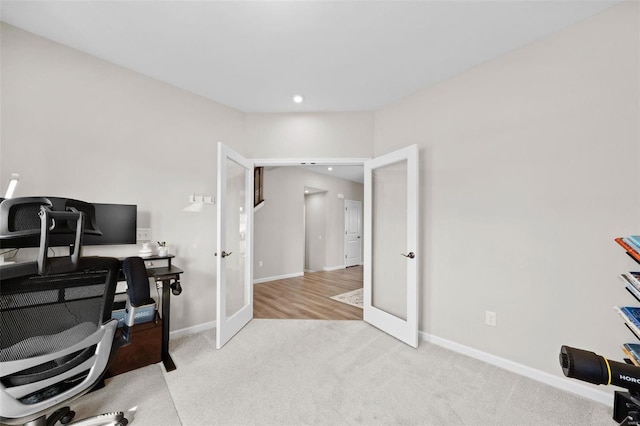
[
  {"x1": 401, "y1": 252, "x2": 415, "y2": 259},
  {"x1": 221, "y1": 251, "x2": 233, "y2": 258}
]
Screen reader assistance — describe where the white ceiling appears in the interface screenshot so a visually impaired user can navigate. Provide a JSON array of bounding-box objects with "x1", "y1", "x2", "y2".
[{"x1": 0, "y1": 1, "x2": 619, "y2": 113}]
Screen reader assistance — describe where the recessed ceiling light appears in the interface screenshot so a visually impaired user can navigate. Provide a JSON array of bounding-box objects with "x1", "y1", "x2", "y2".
[
  {"x1": 304, "y1": 190, "x2": 309, "y2": 193},
  {"x1": 327, "y1": 167, "x2": 333, "y2": 171},
  {"x1": 293, "y1": 94, "x2": 304, "y2": 104}
]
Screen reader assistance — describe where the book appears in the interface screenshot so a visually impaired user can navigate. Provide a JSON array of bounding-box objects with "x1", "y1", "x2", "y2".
[
  {"x1": 629, "y1": 236, "x2": 640, "y2": 249},
  {"x1": 621, "y1": 273, "x2": 640, "y2": 292},
  {"x1": 623, "y1": 272, "x2": 640, "y2": 290},
  {"x1": 615, "y1": 238, "x2": 640, "y2": 263},
  {"x1": 620, "y1": 306, "x2": 640, "y2": 328},
  {"x1": 624, "y1": 237, "x2": 640, "y2": 253},
  {"x1": 623, "y1": 281, "x2": 640, "y2": 302},
  {"x1": 615, "y1": 306, "x2": 640, "y2": 336},
  {"x1": 622, "y1": 343, "x2": 640, "y2": 366}
]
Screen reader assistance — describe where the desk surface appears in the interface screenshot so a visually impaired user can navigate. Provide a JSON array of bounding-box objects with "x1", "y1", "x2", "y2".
[{"x1": 147, "y1": 265, "x2": 184, "y2": 278}]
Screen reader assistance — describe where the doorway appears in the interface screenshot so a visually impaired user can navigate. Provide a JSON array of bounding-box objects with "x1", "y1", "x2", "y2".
[
  {"x1": 253, "y1": 163, "x2": 364, "y2": 320},
  {"x1": 217, "y1": 145, "x2": 419, "y2": 349}
]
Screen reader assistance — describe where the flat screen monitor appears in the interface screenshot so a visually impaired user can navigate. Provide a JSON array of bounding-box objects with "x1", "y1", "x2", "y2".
[{"x1": 83, "y1": 203, "x2": 137, "y2": 246}]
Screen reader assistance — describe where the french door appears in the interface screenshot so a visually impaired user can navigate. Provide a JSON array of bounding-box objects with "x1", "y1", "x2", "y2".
[
  {"x1": 363, "y1": 145, "x2": 419, "y2": 348},
  {"x1": 216, "y1": 142, "x2": 254, "y2": 349},
  {"x1": 216, "y1": 144, "x2": 418, "y2": 349}
]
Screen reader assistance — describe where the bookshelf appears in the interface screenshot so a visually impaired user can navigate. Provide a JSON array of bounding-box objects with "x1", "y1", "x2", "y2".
[{"x1": 613, "y1": 236, "x2": 640, "y2": 424}]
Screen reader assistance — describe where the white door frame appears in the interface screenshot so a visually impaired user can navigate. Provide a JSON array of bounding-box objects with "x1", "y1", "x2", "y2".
[
  {"x1": 219, "y1": 154, "x2": 419, "y2": 348},
  {"x1": 254, "y1": 158, "x2": 369, "y2": 167}
]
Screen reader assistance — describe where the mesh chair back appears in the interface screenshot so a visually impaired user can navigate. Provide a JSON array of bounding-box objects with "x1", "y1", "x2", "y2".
[
  {"x1": 0, "y1": 257, "x2": 120, "y2": 424},
  {"x1": 0, "y1": 197, "x2": 52, "y2": 240}
]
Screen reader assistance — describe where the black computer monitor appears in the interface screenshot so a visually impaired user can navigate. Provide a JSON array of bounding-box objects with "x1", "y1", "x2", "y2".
[{"x1": 83, "y1": 203, "x2": 137, "y2": 246}]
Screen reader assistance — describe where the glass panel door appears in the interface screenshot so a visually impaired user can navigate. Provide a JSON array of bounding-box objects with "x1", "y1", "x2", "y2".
[
  {"x1": 364, "y1": 145, "x2": 419, "y2": 347},
  {"x1": 216, "y1": 142, "x2": 253, "y2": 349}
]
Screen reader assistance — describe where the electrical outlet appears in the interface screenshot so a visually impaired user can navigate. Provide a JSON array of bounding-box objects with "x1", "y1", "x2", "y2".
[
  {"x1": 258, "y1": 260, "x2": 263, "y2": 267},
  {"x1": 485, "y1": 311, "x2": 497, "y2": 326},
  {"x1": 136, "y1": 228, "x2": 151, "y2": 242}
]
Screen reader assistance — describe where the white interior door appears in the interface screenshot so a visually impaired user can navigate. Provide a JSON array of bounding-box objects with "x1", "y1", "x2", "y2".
[
  {"x1": 363, "y1": 145, "x2": 419, "y2": 348},
  {"x1": 216, "y1": 142, "x2": 253, "y2": 349},
  {"x1": 344, "y1": 200, "x2": 362, "y2": 267}
]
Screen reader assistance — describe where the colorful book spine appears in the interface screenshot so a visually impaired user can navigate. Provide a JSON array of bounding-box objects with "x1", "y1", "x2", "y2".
[
  {"x1": 624, "y1": 237, "x2": 640, "y2": 253},
  {"x1": 622, "y1": 344, "x2": 640, "y2": 366},
  {"x1": 623, "y1": 272, "x2": 640, "y2": 291},
  {"x1": 618, "y1": 306, "x2": 640, "y2": 329},
  {"x1": 615, "y1": 306, "x2": 640, "y2": 337},
  {"x1": 615, "y1": 238, "x2": 640, "y2": 263},
  {"x1": 630, "y1": 272, "x2": 640, "y2": 287},
  {"x1": 629, "y1": 236, "x2": 640, "y2": 249}
]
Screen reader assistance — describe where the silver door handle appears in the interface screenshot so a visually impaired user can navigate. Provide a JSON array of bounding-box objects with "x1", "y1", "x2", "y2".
[
  {"x1": 401, "y1": 252, "x2": 415, "y2": 259},
  {"x1": 221, "y1": 251, "x2": 232, "y2": 258}
]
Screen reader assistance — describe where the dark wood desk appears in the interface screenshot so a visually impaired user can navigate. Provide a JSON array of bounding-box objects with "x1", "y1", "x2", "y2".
[{"x1": 116, "y1": 255, "x2": 182, "y2": 373}]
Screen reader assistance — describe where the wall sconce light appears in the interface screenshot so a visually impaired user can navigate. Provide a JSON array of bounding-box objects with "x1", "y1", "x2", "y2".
[
  {"x1": 4, "y1": 173, "x2": 19, "y2": 199},
  {"x1": 183, "y1": 194, "x2": 215, "y2": 212}
]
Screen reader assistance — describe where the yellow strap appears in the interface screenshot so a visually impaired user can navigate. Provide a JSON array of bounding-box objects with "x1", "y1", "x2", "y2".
[{"x1": 603, "y1": 356, "x2": 612, "y2": 385}]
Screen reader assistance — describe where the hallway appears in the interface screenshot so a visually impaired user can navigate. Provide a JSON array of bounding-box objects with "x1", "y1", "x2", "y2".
[{"x1": 253, "y1": 266, "x2": 363, "y2": 320}]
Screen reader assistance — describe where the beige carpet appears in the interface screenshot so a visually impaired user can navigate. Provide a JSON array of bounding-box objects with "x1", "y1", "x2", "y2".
[
  {"x1": 71, "y1": 364, "x2": 180, "y2": 425},
  {"x1": 164, "y1": 320, "x2": 612, "y2": 425},
  {"x1": 68, "y1": 320, "x2": 613, "y2": 425}
]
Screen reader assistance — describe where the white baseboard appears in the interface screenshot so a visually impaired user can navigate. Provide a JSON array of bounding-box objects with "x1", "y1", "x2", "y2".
[
  {"x1": 170, "y1": 320, "x2": 217, "y2": 339},
  {"x1": 322, "y1": 265, "x2": 345, "y2": 272},
  {"x1": 419, "y1": 331, "x2": 613, "y2": 406},
  {"x1": 253, "y1": 271, "x2": 304, "y2": 284}
]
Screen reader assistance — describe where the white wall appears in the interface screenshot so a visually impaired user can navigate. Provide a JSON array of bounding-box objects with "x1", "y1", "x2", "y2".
[
  {"x1": 253, "y1": 166, "x2": 364, "y2": 281},
  {"x1": 0, "y1": 23, "x2": 247, "y2": 332},
  {"x1": 244, "y1": 112, "x2": 374, "y2": 159},
  {"x1": 374, "y1": 1, "x2": 640, "y2": 379},
  {"x1": 252, "y1": 167, "x2": 306, "y2": 280},
  {"x1": 305, "y1": 192, "x2": 326, "y2": 271}
]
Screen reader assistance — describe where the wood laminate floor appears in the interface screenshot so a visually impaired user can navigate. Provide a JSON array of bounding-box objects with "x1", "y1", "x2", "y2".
[{"x1": 253, "y1": 266, "x2": 363, "y2": 320}]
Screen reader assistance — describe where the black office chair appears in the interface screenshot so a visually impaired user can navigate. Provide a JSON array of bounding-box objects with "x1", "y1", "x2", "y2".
[
  {"x1": 121, "y1": 256, "x2": 156, "y2": 342},
  {"x1": 0, "y1": 198, "x2": 128, "y2": 426}
]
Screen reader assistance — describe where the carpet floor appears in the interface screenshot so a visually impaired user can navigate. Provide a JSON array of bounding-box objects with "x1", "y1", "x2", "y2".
[{"x1": 72, "y1": 319, "x2": 613, "y2": 425}]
